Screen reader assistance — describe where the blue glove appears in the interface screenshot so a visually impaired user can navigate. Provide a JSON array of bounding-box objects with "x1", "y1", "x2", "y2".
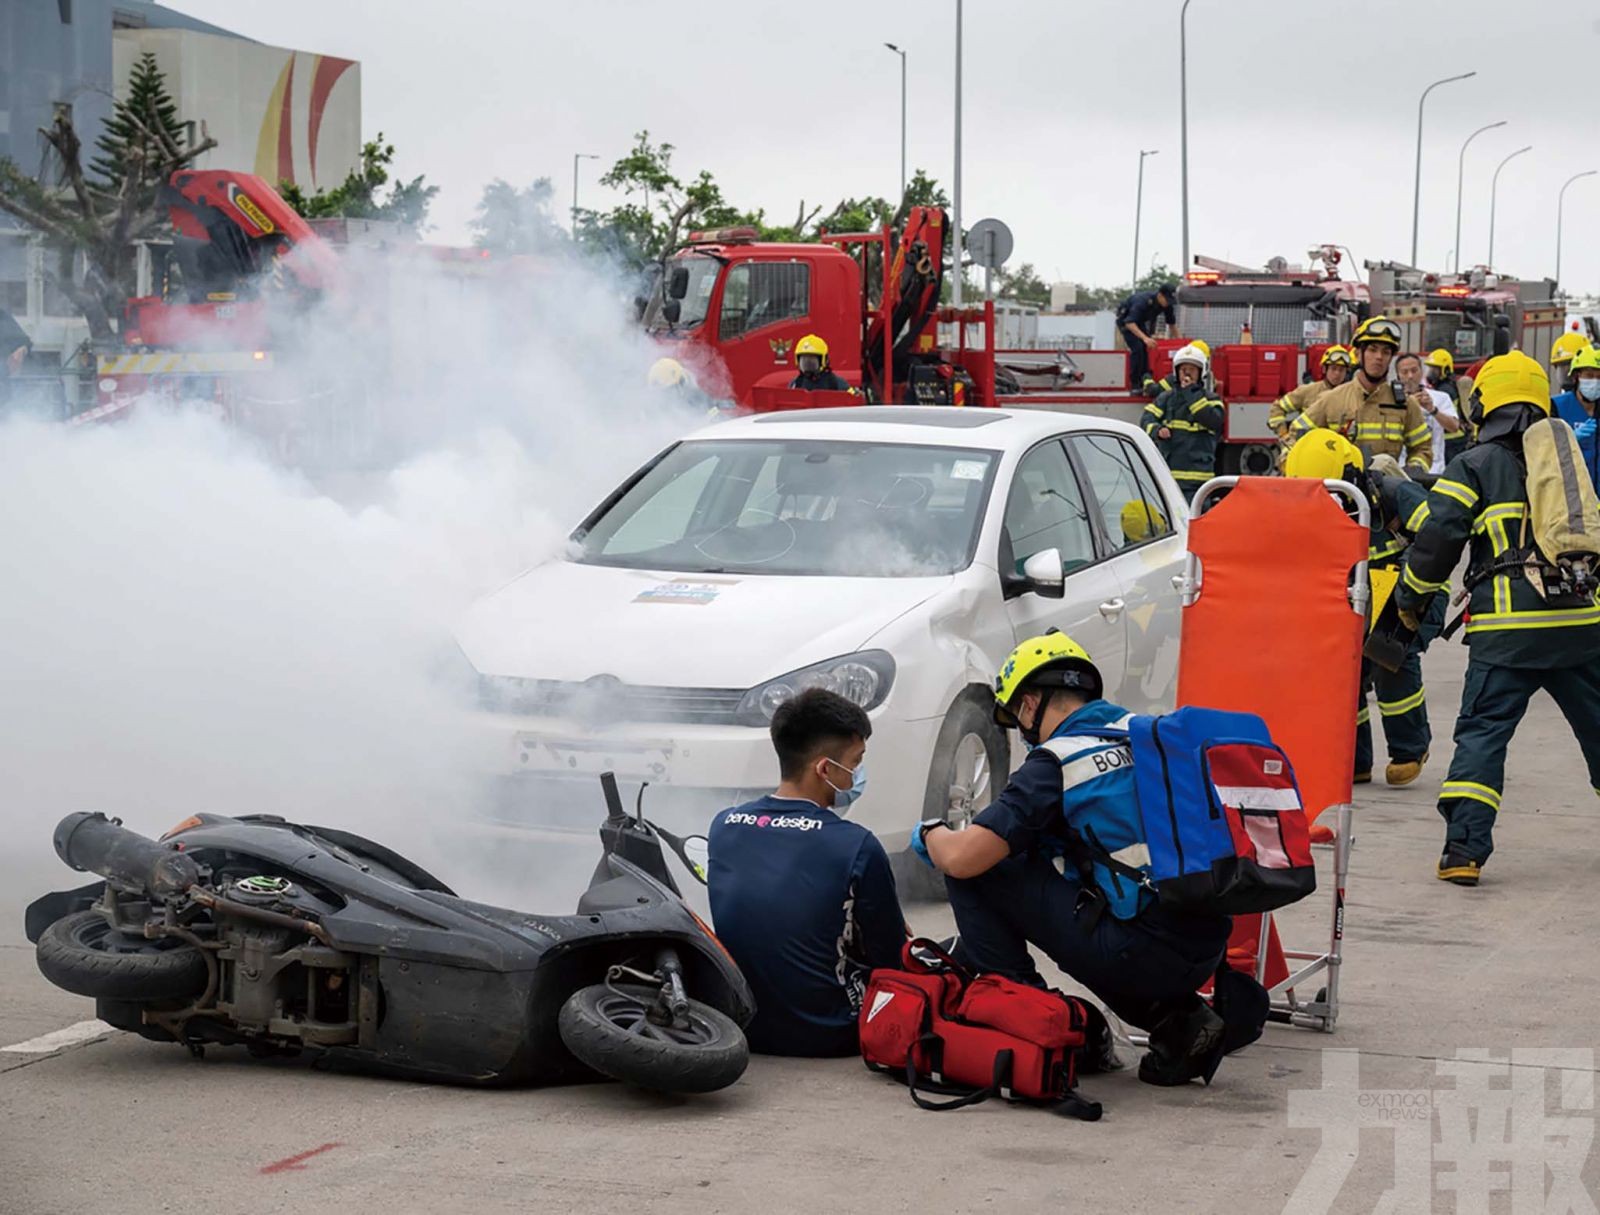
[
  {"x1": 910, "y1": 819, "x2": 945, "y2": 869},
  {"x1": 1575, "y1": 417, "x2": 1596, "y2": 443}
]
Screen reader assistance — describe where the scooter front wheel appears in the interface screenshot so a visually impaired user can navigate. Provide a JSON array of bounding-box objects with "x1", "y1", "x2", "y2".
[{"x1": 558, "y1": 982, "x2": 748, "y2": 1094}]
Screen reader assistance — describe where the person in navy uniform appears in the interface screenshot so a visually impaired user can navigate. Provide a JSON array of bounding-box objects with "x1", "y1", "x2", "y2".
[{"x1": 707, "y1": 688, "x2": 905, "y2": 1055}]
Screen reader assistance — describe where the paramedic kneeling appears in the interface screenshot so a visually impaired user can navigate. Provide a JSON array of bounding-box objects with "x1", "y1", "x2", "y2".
[
  {"x1": 912, "y1": 633, "x2": 1234, "y2": 1086},
  {"x1": 708, "y1": 688, "x2": 907, "y2": 1056}
]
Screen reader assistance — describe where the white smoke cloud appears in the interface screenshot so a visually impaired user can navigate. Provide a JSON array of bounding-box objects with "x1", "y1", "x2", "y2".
[{"x1": 0, "y1": 242, "x2": 699, "y2": 921}]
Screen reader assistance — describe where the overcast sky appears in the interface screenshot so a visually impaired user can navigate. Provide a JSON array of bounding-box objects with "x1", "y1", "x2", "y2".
[{"x1": 168, "y1": 0, "x2": 1600, "y2": 295}]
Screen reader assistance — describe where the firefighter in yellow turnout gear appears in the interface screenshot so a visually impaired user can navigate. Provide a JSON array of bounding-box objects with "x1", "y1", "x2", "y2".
[
  {"x1": 1143, "y1": 343, "x2": 1224, "y2": 503},
  {"x1": 1394, "y1": 352, "x2": 1600, "y2": 886},
  {"x1": 1292, "y1": 317, "x2": 1433, "y2": 473},
  {"x1": 1270, "y1": 345, "x2": 1352, "y2": 448}
]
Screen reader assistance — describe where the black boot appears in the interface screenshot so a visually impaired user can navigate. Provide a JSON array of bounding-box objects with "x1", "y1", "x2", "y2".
[
  {"x1": 1078, "y1": 1002, "x2": 1124, "y2": 1075},
  {"x1": 1138, "y1": 1001, "x2": 1226, "y2": 1087}
]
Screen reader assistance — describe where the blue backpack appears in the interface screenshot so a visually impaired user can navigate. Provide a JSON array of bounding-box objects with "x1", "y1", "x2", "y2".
[{"x1": 1063, "y1": 706, "x2": 1317, "y2": 917}]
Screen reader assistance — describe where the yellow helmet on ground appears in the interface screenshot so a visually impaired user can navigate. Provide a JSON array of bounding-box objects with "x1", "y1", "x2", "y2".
[
  {"x1": 1120, "y1": 499, "x2": 1169, "y2": 544},
  {"x1": 1284, "y1": 428, "x2": 1366, "y2": 481},
  {"x1": 1351, "y1": 315, "x2": 1403, "y2": 350},
  {"x1": 993, "y1": 631, "x2": 1103, "y2": 729},
  {"x1": 648, "y1": 357, "x2": 689, "y2": 389},
  {"x1": 795, "y1": 333, "x2": 830, "y2": 366},
  {"x1": 1571, "y1": 346, "x2": 1600, "y2": 376},
  {"x1": 1321, "y1": 345, "x2": 1354, "y2": 368},
  {"x1": 1472, "y1": 351, "x2": 1551, "y2": 417},
  {"x1": 1551, "y1": 331, "x2": 1591, "y2": 366},
  {"x1": 1423, "y1": 348, "x2": 1455, "y2": 374}
]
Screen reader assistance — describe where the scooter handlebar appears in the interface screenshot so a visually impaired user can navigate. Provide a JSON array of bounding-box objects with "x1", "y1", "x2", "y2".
[{"x1": 53, "y1": 811, "x2": 200, "y2": 897}]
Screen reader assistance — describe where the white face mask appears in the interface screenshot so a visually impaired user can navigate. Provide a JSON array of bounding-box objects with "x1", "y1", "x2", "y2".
[{"x1": 1580, "y1": 379, "x2": 1600, "y2": 403}]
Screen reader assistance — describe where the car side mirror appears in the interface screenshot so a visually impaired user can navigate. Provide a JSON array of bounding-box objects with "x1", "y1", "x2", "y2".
[
  {"x1": 663, "y1": 299, "x2": 682, "y2": 325},
  {"x1": 668, "y1": 266, "x2": 690, "y2": 300},
  {"x1": 1021, "y1": 547, "x2": 1066, "y2": 598}
]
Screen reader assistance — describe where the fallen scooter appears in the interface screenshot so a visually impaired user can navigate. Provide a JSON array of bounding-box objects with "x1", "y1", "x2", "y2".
[{"x1": 24, "y1": 773, "x2": 753, "y2": 1094}]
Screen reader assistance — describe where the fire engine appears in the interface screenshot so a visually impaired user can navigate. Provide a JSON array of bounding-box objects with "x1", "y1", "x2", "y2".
[{"x1": 1364, "y1": 260, "x2": 1563, "y2": 373}]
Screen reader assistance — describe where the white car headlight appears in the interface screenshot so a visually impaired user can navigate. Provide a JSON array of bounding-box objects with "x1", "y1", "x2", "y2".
[{"x1": 735, "y1": 651, "x2": 896, "y2": 726}]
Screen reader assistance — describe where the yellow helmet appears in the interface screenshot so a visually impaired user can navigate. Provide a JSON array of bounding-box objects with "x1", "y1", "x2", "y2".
[
  {"x1": 1190, "y1": 339, "x2": 1212, "y2": 358},
  {"x1": 795, "y1": 333, "x2": 830, "y2": 366},
  {"x1": 1472, "y1": 351, "x2": 1550, "y2": 417},
  {"x1": 1571, "y1": 346, "x2": 1600, "y2": 375},
  {"x1": 647, "y1": 357, "x2": 689, "y2": 389},
  {"x1": 993, "y1": 631, "x2": 1102, "y2": 729},
  {"x1": 1321, "y1": 345, "x2": 1354, "y2": 369},
  {"x1": 1120, "y1": 499, "x2": 1168, "y2": 544},
  {"x1": 1351, "y1": 315, "x2": 1403, "y2": 350},
  {"x1": 1423, "y1": 348, "x2": 1455, "y2": 374},
  {"x1": 1551, "y1": 331, "x2": 1591, "y2": 366},
  {"x1": 1284, "y1": 428, "x2": 1366, "y2": 481}
]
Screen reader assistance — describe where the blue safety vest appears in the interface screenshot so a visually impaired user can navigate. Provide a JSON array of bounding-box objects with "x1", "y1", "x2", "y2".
[{"x1": 1040, "y1": 701, "x2": 1154, "y2": 921}]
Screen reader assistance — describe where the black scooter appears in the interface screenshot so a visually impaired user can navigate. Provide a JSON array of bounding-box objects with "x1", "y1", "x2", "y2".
[{"x1": 23, "y1": 774, "x2": 753, "y2": 1094}]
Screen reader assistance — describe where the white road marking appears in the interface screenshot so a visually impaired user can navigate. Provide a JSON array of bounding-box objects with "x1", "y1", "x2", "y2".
[{"x1": 1, "y1": 1020, "x2": 115, "y2": 1054}]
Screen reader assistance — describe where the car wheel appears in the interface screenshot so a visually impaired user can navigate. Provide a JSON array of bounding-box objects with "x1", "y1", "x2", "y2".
[{"x1": 894, "y1": 697, "x2": 1010, "y2": 902}]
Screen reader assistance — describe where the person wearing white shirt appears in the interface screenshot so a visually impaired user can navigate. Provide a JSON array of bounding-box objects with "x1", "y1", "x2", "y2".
[{"x1": 1396, "y1": 352, "x2": 1460, "y2": 475}]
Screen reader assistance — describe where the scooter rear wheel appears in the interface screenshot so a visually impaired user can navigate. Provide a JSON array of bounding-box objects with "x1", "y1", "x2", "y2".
[
  {"x1": 36, "y1": 910, "x2": 207, "y2": 1002},
  {"x1": 558, "y1": 982, "x2": 748, "y2": 1094}
]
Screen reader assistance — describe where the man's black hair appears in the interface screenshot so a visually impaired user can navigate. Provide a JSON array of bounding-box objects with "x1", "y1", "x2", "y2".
[
  {"x1": 770, "y1": 687, "x2": 872, "y2": 780},
  {"x1": 1395, "y1": 351, "x2": 1423, "y2": 371}
]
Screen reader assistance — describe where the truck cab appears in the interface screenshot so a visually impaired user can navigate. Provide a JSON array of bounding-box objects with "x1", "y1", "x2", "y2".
[{"x1": 646, "y1": 229, "x2": 863, "y2": 404}]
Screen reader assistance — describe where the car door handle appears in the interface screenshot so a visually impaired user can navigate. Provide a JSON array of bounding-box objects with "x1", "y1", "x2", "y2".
[
  {"x1": 1098, "y1": 598, "x2": 1125, "y2": 619},
  {"x1": 1171, "y1": 574, "x2": 1187, "y2": 590}
]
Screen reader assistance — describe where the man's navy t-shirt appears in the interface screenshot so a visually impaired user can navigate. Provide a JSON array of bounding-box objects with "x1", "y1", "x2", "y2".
[{"x1": 708, "y1": 795, "x2": 906, "y2": 1056}]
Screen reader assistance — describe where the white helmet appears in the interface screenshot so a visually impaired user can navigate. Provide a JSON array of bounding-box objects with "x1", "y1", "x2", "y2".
[{"x1": 1171, "y1": 343, "x2": 1210, "y2": 376}]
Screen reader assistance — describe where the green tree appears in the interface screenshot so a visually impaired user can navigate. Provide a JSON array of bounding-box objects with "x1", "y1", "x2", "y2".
[
  {"x1": 470, "y1": 177, "x2": 565, "y2": 254},
  {"x1": 1135, "y1": 260, "x2": 1176, "y2": 292},
  {"x1": 0, "y1": 55, "x2": 216, "y2": 343},
  {"x1": 280, "y1": 135, "x2": 438, "y2": 232},
  {"x1": 997, "y1": 262, "x2": 1050, "y2": 308}
]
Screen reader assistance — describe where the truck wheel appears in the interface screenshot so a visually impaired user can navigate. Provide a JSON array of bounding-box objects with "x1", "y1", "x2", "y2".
[
  {"x1": 558, "y1": 983, "x2": 748, "y2": 1094},
  {"x1": 1238, "y1": 443, "x2": 1279, "y2": 477},
  {"x1": 36, "y1": 910, "x2": 207, "y2": 1002},
  {"x1": 895, "y1": 698, "x2": 1009, "y2": 901}
]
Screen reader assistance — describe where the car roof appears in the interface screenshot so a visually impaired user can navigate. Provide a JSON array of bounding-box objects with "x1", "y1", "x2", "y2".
[{"x1": 686, "y1": 406, "x2": 1146, "y2": 449}]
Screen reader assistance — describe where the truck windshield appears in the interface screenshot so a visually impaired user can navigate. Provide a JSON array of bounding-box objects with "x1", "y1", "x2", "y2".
[
  {"x1": 645, "y1": 255, "x2": 721, "y2": 332},
  {"x1": 574, "y1": 439, "x2": 998, "y2": 577}
]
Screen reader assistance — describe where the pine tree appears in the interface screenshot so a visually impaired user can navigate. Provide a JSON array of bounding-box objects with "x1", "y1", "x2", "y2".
[{"x1": 91, "y1": 52, "x2": 187, "y2": 188}]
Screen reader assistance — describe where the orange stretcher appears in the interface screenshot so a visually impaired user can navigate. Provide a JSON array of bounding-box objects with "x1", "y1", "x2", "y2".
[{"x1": 1178, "y1": 476, "x2": 1369, "y2": 1032}]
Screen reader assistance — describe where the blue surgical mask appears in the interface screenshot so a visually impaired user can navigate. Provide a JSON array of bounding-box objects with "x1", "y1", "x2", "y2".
[
  {"x1": 823, "y1": 758, "x2": 868, "y2": 810},
  {"x1": 1580, "y1": 379, "x2": 1600, "y2": 403}
]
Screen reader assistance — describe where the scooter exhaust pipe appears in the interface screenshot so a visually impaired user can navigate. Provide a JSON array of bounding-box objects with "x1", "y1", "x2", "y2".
[{"x1": 53, "y1": 811, "x2": 199, "y2": 898}]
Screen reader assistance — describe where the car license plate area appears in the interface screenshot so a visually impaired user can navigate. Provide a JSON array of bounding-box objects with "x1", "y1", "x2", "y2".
[{"x1": 514, "y1": 734, "x2": 673, "y2": 781}]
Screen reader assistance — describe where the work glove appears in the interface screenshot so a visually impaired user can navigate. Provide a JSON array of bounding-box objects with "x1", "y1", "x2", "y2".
[
  {"x1": 910, "y1": 819, "x2": 946, "y2": 869},
  {"x1": 1398, "y1": 606, "x2": 1421, "y2": 633},
  {"x1": 1575, "y1": 417, "x2": 1596, "y2": 443}
]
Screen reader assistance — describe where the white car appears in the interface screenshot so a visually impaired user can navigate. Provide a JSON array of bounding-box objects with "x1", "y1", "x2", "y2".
[{"x1": 455, "y1": 406, "x2": 1188, "y2": 866}]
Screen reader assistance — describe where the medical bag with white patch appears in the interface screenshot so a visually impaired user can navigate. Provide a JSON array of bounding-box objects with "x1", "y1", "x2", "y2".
[{"x1": 1066, "y1": 707, "x2": 1317, "y2": 916}]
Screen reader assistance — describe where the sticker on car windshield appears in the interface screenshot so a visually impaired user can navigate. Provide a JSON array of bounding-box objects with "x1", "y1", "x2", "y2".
[
  {"x1": 950, "y1": 459, "x2": 988, "y2": 481},
  {"x1": 634, "y1": 581, "x2": 727, "y2": 605}
]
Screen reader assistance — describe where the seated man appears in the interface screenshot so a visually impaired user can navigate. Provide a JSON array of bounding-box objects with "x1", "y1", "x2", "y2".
[
  {"x1": 708, "y1": 688, "x2": 905, "y2": 1056},
  {"x1": 911, "y1": 632, "x2": 1235, "y2": 1086}
]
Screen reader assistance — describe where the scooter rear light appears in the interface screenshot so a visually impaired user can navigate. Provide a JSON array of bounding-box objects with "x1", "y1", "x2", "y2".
[
  {"x1": 687, "y1": 908, "x2": 735, "y2": 964},
  {"x1": 161, "y1": 815, "x2": 202, "y2": 840}
]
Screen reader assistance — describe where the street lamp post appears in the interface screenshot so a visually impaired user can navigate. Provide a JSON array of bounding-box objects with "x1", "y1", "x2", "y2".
[
  {"x1": 1454, "y1": 120, "x2": 1506, "y2": 273},
  {"x1": 571, "y1": 152, "x2": 599, "y2": 236},
  {"x1": 1487, "y1": 145, "x2": 1532, "y2": 270},
  {"x1": 1411, "y1": 71, "x2": 1475, "y2": 266},
  {"x1": 1556, "y1": 170, "x2": 1598, "y2": 285},
  {"x1": 1133, "y1": 149, "x2": 1158, "y2": 287},
  {"x1": 885, "y1": 43, "x2": 907, "y2": 202},
  {"x1": 952, "y1": 0, "x2": 963, "y2": 308},
  {"x1": 1179, "y1": 0, "x2": 1192, "y2": 275}
]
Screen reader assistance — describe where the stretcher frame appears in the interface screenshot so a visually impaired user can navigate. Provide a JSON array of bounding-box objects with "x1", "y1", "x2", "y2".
[{"x1": 1184, "y1": 477, "x2": 1368, "y2": 1034}]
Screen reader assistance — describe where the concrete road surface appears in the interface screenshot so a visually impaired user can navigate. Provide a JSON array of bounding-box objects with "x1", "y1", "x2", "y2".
[{"x1": 3, "y1": 645, "x2": 1598, "y2": 1214}]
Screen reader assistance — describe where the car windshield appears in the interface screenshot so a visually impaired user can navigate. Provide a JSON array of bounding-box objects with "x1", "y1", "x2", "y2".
[
  {"x1": 644, "y1": 255, "x2": 721, "y2": 332},
  {"x1": 575, "y1": 439, "x2": 998, "y2": 577}
]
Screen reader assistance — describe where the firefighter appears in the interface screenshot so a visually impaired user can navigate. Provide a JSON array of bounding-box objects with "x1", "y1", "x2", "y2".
[
  {"x1": 1141, "y1": 338, "x2": 1210, "y2": 400},
  {"x1": 1285, "y1": 429, "x2": 1440, "y2": 785},
  {"x1": 910, "y1": 633, "x2": 1242, "y2": 1086},
  {"x1": 1424, "y1": 349, "x2": 1475, "y2": 463},
  {"x1": 1558, "y1": 346, "x2": 1600, "y2": 488},
  {"x1": 1292, "y1": 315, "x2": 1433, "y2": 473},
  {"x1": 1116, "y1": 281, "x2": 1180, "y2": 395},
  {"x1": 789, "y1": 334, "x2": 854, "y2": 392},
  {"x1": 1142, "y1": 343, "x2": 1224, "y2": 502},
  {"x1": 1549, "y1": 330, "x2": 1591, "y2": 397},
  {"x1": 1270, "y1": 345, "x2": 1352, "y2": 448},
  {"x1": 1394, "y1": 352, "x2": 1600, "y2": 886}
]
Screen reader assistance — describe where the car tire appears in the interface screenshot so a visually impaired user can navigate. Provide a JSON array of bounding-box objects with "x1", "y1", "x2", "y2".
[
  {"x1": 36, "y1": 910, "x2": 208, "y2": 1002},
  {"x1": 894, "y1": 697, "x2": 1010, "y2": 902},
  {"x1": 558, "y1": 982, "x2": 748, "y2": 1094}
]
